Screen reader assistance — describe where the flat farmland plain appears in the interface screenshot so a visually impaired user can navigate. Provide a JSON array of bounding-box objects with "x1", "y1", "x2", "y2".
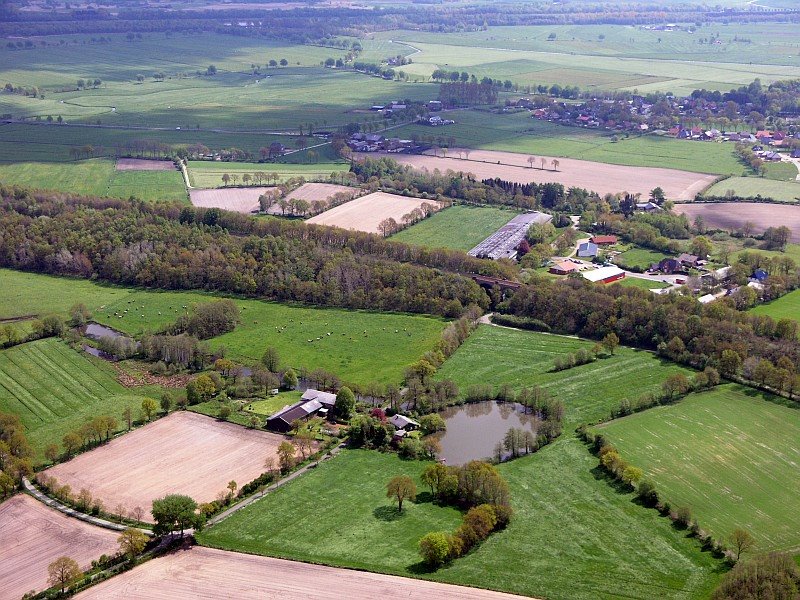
[
  {"x1": 306, "y1": 192, "x2": 443, "y2": 234},
  {"x1": 75, "y1": 546, "x2": 529, "y2": 600},
  {"x1": 285, "y1": 182, "x2": 358, "y2": 204},
  {"x1": 187, "y1": 161, "x2": 349, "y2": 188},
  {"x1": 115, "y1": 158, "x2": 175, "y2": 171},
  {"x1": 434, "y1": 325, "x2": 694, "y2": 426},
  {"x1": 189, "y1": 186, "x2": 272, "y2": 213},
  {"x1": 44, "y1": 411, "x2": 291, "y2": 520},
  {"x1": 390, "y1": 205, "x2": 517, "y2": 251},
  {"x1": 599, "y1": 385, "x2": 800, "y2": 551},
  {"x1": 0, "y1": 494, "x2": 120, "y2": 599},
  {"x1": 675, "y1": 202, "x2": 800, "y2": 242},
  {"x1": 703, "y1": 176, "x2": 800, "y2": 202},
  {"x1": 383, "y1": 150, "x2": 716, "y2": 200}
]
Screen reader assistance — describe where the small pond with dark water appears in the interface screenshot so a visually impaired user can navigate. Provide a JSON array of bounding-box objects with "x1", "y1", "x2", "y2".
[
  {"x1": 431, "y1": 401, "x2": 537, "y2": 466},
  {"x1": 83, "y1": 322, "x2": 125, "y2": 340}
]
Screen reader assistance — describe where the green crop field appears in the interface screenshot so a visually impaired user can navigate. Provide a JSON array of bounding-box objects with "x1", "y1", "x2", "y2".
[
  {"x1": 613, "y1": 277, "x2": 671, "y2": 290},
  {"x1": 750, "y1": 289, "x2": 800, "y2": 325},
  {"x1": 0, "y1": 270, "x2": 445, "y2": 386},
  {"x1": 393, "y1": 111, "x2": 745, "y2": 176},
  {"x1": 0, "y1": 338, "x2": 153, "y2": 462},
  {"x1": 434, "y1": 325, "x2": 693, "y2": 426},
  {"x1": 600, "y1": 385, "x2": 800, "y2": 552},
  {"x1": 390, "y1": 205, "x2": 517, "y2": 251},
  {"x1": 187, "y1": 160, "x2": 348, "y2": 188},
  {"x1": 198, "y1": 441, "x2": 721, "y2": 600},
  {"x1": 704, "y1": 176, "x2": 800, "y2": 202},
  {"x1": 370, "y1": 23, "x2": 799, "y2": 94}
]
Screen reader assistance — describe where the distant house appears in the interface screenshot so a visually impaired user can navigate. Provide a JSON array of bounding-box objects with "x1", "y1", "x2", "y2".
[
  {"x1": 582, "y1": 266, "x2": 625, "y2": 284},
  {"x1": 753, "y1": 268, "x2": 769, "y2": 282},
  {"x1": 549, "y1": 261, "x2": 580, "y2": 275},
  {"x1": 428, "y1": 100, "x2": 442, "y2": 111},
  {"x1": 590, "y1": 235, "x2": 618, "y2": 246},
  {"x1": 657, "y1": 257, "x2": 681, "y2": 274},
  {"x1": 577, "y1": 241, "x2": 599, "y2": 258},
  {"x1": 677, "y1": 253, "x2": 699, "y2": 268},
  {"x1": 389, "y1": 414, "x2": 419, "y2": 431},
  {"x1": 636, "y1": 201, "x2": 662, "y2": 213},
  {"x1": 266, "y1": 389, "x2": 336, "y2": 432}
]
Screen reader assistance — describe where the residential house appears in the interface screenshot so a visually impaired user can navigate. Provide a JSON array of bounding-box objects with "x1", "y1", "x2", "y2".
[
  {"x1": 389, "y1": 414, "x2": 420, "y2": 431},
  {"x1": 266, "y1": 388, "x2": 337, "y2": 432},
  {"x1": 656, "y1": 257, "x2": 681, "y2": 274},
  {"x1": 677, "y1": 253, "x2": 700, "y2": 268},
  {"x1": 577, "y1": 241, "x2": 599, "y2": 258},
  {"x1": 549, "y1": 260, "x2": 580, "y2": 275}
]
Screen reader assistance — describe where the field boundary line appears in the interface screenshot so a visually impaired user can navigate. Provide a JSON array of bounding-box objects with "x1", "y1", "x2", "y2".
[{"x1": 22, "y1": 477, "x2": 153, "y2": 537}]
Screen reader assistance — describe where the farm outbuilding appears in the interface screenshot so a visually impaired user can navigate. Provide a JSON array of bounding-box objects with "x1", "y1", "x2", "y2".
[
  {"x1": 590, "y1": 235, "x2": 618, "y2": 245},
  {"x1": 582, "y1": 266, "x2": 625, "y2": 284},
  {"x1": 468, "y1": 212, "x2": 552, "y2": 260},
  {"x1": 577, "y1": 242, "x2": 598, "y2": 258},
  {"x1": 549, "y1": 261, "x2": 580, "y2": 275},
  {"x1": 267, "y1": 389, "x2": 337, "y2": 432}
]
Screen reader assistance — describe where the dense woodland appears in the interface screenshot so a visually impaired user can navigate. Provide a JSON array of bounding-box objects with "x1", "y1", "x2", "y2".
[{"x1": 0, "y1": 189, "x2": 499, "y2": 317}]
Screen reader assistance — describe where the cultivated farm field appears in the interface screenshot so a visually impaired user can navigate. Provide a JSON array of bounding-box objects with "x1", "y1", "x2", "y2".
[
  {"x1": 189, "y1": 186, "x2": 272, "y2": 213},
  {"x1": 285, "y1": 182, "x2": 358, "y2": 204},
  {"x1": 187, "y1": 161, "x2": 349, "y2": 188},
  {"x1": 599, "y1": 385, "x2": 800, "y2": 551},
  {"x1": 703, "y1": 176, "x2": 800, "y2": 202},
  {"x1": 0, "y1": 494, "x2": 120, "y2": 599},
  {"x1": 198, "y1": 444, "x2": 720, "y2": 600},
  {"x1": 434, "y1": 325, "x2": 694, "y2": 426},
  {"x1": 0, "y1": 338, "x2": 154, "y2": 463},
  {"x1": 306, "y1": 192, "x2": 443, "y2": 234},
  {"x1": 390, "y1": 205, "x2": 517, "y2": 251},
  {"x1": 385, "y1": 150, "x2": 717, "y2": 200},
  {"x1": 44, "y1": 411, "x2": 293, "y2": 521},
  {"x1": 675, "y1": 202, "x2": 800, "y2": 242},
  {"x1": 75, "y1": 546, "x2": 527, "y2": 600},
  {"x1": 115, "y1": 158, "x2": 175, "y2": 171}
]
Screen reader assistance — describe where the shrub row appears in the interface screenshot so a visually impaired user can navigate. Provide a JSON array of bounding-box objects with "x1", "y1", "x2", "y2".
[{"x1": 490, "y1": 313, "x2": 551, "y2": 332}]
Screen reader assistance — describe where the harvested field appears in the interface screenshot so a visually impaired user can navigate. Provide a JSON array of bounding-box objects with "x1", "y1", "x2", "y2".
[
  {"x1": 44, "y1": 411, "x2": 291, "y2": 521},
  {"x1": 306, "y1": 191, "x2": 442, "y2": 234},
  {"x1": 189, "y1": 186, "x2": 275, "y2": 214},
  {"x1": 0, "y1": 494, "x2": 119, "y2": 599},
  {"x1": 285, "y1": 182, "x2": 358, "y2": 204},
  {"x1": 675, "y1": 202, "x2": 800, "y2": 242},
  {"x1": 369, "y1": 150, "x2": 716, "y2": 201},
  {"x1": 115, "y1": 158, "x2": 175, "y2": 171},
  {"x1": 75, "y1": 546, "x2": 529, "y2": 600}
]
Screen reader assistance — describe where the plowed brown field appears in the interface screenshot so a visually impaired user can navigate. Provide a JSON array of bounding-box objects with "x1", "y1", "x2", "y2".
[
  {"x1": 44, "y1": 412, "x2": 290, "y2": 521},
  {"x1": 189, "y1": 186, "x2": 275, "y2": 213},
  {"x1": 75, "y1": 546, "x2": 531, "y2": 600},
  {"x1": 0, "y1": 494, "x2": 119, "y2": 599},
  {"x1": 116, "y1": 159, "x2": 175, "y2": 171},
  {"x1": 675, "y1": 202, "x2": 800, "y2": 242}
]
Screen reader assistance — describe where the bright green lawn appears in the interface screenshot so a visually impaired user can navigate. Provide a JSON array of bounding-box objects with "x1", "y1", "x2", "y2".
[
  {"x1": 0, "y1": 338, "x2": 152, "y2": 463},
  {"x1": 613, "y1": 277, "x2": 670, "y2": 290},
  {"x1": 614, "y1": 247, "x2": 671, "y2": 270},
  {"x1": 105, "y1": 168, "x2": 187, "y2": 203},
  {"x1": 434, "y1": 325, "x2": 693, "y2": 426},
  {"x1": 763, "y1": 161, "x2": 799, "y2": 182},
  {"x1": 390, "y1": 205, "x2": 517, "y2": 251},
  {"x1": 600, "y1": 385, "x2": 800, "y2": 552},
  {"x1": 187, "y1": 160, "x2": 348, "y2": 188},
  {"x1": 198, "y1": 442, "x2": 721, "y2": 599},
  {"x1": 704, "y1": 176, "x2": 800, "y2": 202},
  {"x1": 750, "y1": 289, "x2": 800, "y2": 324},
  {"x1": 245, "y1": 391, "x2": 303, "y2": 416},
  {"x1": 0, "y1": 270, "x2": 445, "y2": 386}
]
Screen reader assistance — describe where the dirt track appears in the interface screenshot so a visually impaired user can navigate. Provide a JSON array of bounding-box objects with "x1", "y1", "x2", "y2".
[
  {"x1": 75, "y1": 546, "x2": 531, "y2": 599},
  {"x1": 44, "y1": 412, "x2": 290, "y2": 522},
  {"x1": 371, "y1": 150, "x2": 716, "y2": 201},
  {"x1": 675, "y1": 202, "x2": 800, "y2": 242},
  {"x1": 0, "y1": 494, "x2": 119, "y2": 599},
  {"x1": 306, "y1": 191, "x2": 441, "y2": 233},
  {"x1": 116, "y1": 158, "x2": 175, "y2": 171}
]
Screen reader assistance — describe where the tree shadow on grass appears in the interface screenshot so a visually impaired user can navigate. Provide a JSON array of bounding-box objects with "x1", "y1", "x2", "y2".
[
  {"x1": 406, "y1": 560, "x2": 440, "y2": 575},
  {"x1": 373, "y1": 505, "x2": 404, "y2": 522},
  {"x1": 589, "y1": 464, "x2": 633, "y2": 495},
  {"x1": 415, "y1": 491, "x2": 434, "y2": 504}
]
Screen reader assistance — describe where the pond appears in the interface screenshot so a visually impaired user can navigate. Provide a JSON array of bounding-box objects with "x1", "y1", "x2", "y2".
[
  {"x1": 84, "y1": 322, "x2": 125, "y2": 340},
  {"x1": 81, "y1": 345, "x2": 116, "y2": 361},
  {"x1": 431, "y1": 401, "x2": 537, "y2": 466}
]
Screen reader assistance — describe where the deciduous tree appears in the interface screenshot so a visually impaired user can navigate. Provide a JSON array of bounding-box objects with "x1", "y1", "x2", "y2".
[
  {"x1": 387, "y1": 475, "x2": 416, "y2": 512},
  {"x1": 47, "y1": 556, "x2": 81, "y2": 594}
]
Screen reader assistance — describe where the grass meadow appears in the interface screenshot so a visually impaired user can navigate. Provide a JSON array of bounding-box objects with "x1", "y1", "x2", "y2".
[
  {"x1": 434, "y1": 325, "x2": 694, "y2": 426},
  {"x1": 187, "y1": 160, "x2": 349, "y2": 188},
  {"x1": 600, "y1": 385, "x2": 800, "y2": 552},
  {"x1": 0, "y1": 270, "x2": 446, "y2": 386},
  {"x1": 0, "y1": 338, "x2": 153, "y2": 463},
  {"x1": 613, "y1": 277, "x2": 671, "y2": 291},
  {"x1": 390, "y1": 205, "x2": 517, "y2": 251},
  {"x1": 750, "y1": 289, "x2": 800, "y2": 325},
  {"x1": 614, "y1": 247, "x2": 671, "y2": 270},
  {"x1": 198, "y1": 443, "x2": 721, "y2": 600},
  {"x1": 704, "y1": 176, "x2": 800, "y2": 202}
]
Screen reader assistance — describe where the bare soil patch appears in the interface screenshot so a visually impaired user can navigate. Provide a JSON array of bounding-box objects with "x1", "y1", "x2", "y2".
[
  {"x1": 116, "y1": 159, "x2": 175, "y2": 171},
  {"x1": 370, "y1": 150, "x2": 716, "y2": 201},
  {"x1": 0, "y1": 494, "x2": 119, "y2": 599},
  {"x1": 75, "y1": 546, "x2": 530, "y2": 600},
  {"x1": 675, "y1": 202, "x2": 800, "y2": 242},
  {"x1": 285, "y1": 182, "x2": 357, "y2": 204},
  {"x1": 189, "y1": 186, "x2": 276, "y2": 213},
  {"x1": 44, "y1": 412, "x2": 291, "y2": 521},
  {"x1": 306, "y1": 191, "x2": 442, "y2": 234}
]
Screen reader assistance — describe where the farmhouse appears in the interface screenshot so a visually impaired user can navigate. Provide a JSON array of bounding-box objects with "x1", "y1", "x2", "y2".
[
  {"x1": 590, "y1": 235, "x2": 618, "y2": 245},
  {"x1": 577, "y1": 241, "x2": 598, "y2": 258},
  {"x1": 468, "y1": 212, "x2": 552, "y2": 260},
  {"x1": 549, "y1": 260, "x2": 580, "y2": 275},
  {"x1": 389, "y1": 414, "x2": 420, "y2": 431},
  {"x1": 266, "y1": 389, "x2": 337, "y2": 432},
  {"x1": 677, "y1": 253, "x2": 700, "y2": 268},
  {"x1": 656, "y1": 257, "x2": 681, "y2": 274},
  {"x1": 582, "y1": 266, "x2": 625, "y2": 284}
]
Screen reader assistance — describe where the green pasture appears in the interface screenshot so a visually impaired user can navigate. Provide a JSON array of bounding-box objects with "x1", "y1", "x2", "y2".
[
  {"x1": 187, "y1": 160, "x2": 348, "y2": 188},
  {"x1": 198, "y1": 442, "x2": 721, "y2": 600},
  {"x1": 614, "y1": 247, "x2": 671, "y2": 270},
  {"x1": 750, "y1": 289, "x2": 800, "y2": 324},
  {"x1": 0, "y1": 338, "x2": 153, "y2": 463},
  {"x1": 394, "y1": 111, "x2": 744, "y2": 175},
  {"x1": 0, "y1": 270, "x2": 446, "y2": 386},
  {"x1": 729, "y1": 243, "x2": 800, "y2": 265},
  {"x1": 763, "y1": 161, "x2": 799, "y2": 182},
  {"x1": 434, "y1": 325, "x2": 693, "y2": 426},
  {"x1": 390, "y1": 205, "x2": 517, "y2": 251},
  {"x1": 704, "y1": 176, "x2": 800, "y2": 202},
  {"x1": 600, "y1": 385, "x2": 800, "y2": 552},
  {"x1": 613, "y1": 277, "x2": 671, "y2": 290},
  {"x1": 244, "y1": 391, "x2": 304, "y2": 417}
]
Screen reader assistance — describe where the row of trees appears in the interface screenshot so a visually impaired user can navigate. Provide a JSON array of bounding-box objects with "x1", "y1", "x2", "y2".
[{"x1": 0, "y1": 412, "x2": 33, "y2": 497}]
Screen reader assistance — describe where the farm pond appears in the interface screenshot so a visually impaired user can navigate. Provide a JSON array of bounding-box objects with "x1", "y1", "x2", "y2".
[{"x1": 431, "y1": 401, "x2": 537, "y2": 466}]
